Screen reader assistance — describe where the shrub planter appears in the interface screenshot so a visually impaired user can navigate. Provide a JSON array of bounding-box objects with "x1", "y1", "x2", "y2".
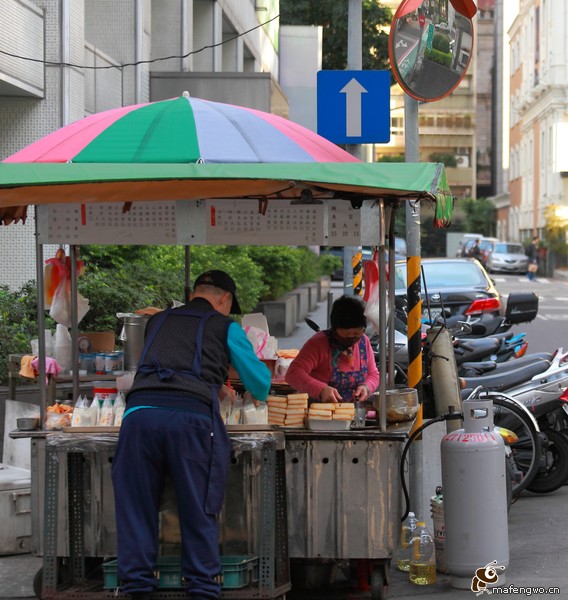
[
  {"x1": 317, "y1": 276, "x2": 331, "y2": 302},
  {"x1": 285, "y1": 288, "x2": 310, "y2": 323},
  {"x1": 299, "y1": 283, "x2": 318, "y2": 312},
  {"x1": 256, "y1": 295, "x2": 297, "y2": 337}
]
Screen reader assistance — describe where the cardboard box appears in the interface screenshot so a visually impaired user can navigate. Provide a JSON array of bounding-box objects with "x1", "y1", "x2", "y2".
[{"x1": 79, "y1": 332, "x2": 116, "y2": 352}]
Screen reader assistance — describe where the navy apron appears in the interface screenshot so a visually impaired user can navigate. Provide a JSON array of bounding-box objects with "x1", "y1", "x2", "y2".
[{"x1": 136, "y1": 307, "x2": 232, "y2": 514}]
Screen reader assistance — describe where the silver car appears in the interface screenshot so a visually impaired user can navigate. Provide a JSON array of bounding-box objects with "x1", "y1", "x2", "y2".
[{"x1": 486, "y1": 242, "x2": 529, "y2": 274}]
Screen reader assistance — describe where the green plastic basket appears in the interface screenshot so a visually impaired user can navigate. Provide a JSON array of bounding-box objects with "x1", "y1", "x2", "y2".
[{"x1": 103, "y1": 555, "x2": 258, "y2": 590}]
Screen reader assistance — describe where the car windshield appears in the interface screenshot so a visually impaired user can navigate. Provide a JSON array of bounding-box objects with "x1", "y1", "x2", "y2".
[
  {"x1": 395, "y1": 262, "x2": 487, "y2": 291},
  {"x1": 494, "y1": 243, "x2": 524, "y2": 254}
]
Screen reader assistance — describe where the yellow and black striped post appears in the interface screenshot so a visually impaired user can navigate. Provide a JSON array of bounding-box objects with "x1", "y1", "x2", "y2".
[
  {"x1": 406, "y1": 254, "x2": 423, "y2": 429},
  {"x1": 352, "y1": 249, "x2": 363, "y2": 297}
]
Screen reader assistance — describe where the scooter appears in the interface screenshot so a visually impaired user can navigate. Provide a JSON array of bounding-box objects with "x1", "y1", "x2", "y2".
[{"x1": 461, "y1": 349, "x2": 568, "y2": 494}]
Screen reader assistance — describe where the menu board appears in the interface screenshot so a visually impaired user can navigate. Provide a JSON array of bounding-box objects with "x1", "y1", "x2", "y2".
[
  {"x1": 37, "y1": 198, "x2": 381, "y2": 246},
  {"x1": 326, "y1": 201, "x2": 362, "y2": 245},
  {"x1": 203, "y1": 199, "x2": 324, "y2": 245},
  {"x1": 37, "y1": 202, "x2": 177, "y2": 244}
]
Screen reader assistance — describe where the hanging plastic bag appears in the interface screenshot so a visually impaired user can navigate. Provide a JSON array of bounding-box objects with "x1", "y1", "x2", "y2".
[
  {"x1": 363, "y1": 249, "x2": 389, "y2": 334},
  {"x1": 49, "y1": 279, "x2": 90, "y2": 328},
  {"x1": 44, "y1": 248, "x2": 68, "y2": 308},
  {"x1": 45, "y1": 249, "x2": 89, "y2": 327}
]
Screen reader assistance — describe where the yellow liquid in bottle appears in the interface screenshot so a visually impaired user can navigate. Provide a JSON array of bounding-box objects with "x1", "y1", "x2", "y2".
[
  {"x1": 396, "y1": 558, "x2": 410, "y2": 572},
  {"x1": 409, "y1": 563, "x2": 436, "y2": 585}
]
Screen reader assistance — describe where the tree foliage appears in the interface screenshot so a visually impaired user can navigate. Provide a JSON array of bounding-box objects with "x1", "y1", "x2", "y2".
[
  {"x1": 458, "y1": 198, "x2": 497, "y2": 237},
  {"x1": 280, "y1": 0, "x2": 393, "y2": 71},
  {"x1": 0, "y1": 245, "x2": 338, "y2": 384}
]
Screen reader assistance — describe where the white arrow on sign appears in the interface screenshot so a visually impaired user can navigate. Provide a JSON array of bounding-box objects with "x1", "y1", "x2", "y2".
[
  {"x1": 340, "y1": 78, "x2": 368, "y2": 137},
  {"x1": 396, "y1": 39, "x2": 408, "y2": 48}
]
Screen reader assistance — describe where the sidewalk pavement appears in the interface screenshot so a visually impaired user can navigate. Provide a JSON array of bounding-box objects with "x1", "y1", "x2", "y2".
[
  {"x1": 2, "y1": 284, "x2": 568, "y2": 599},
  {"x1": 2, "y1": 487, "x2": 567, "y2": 599}
]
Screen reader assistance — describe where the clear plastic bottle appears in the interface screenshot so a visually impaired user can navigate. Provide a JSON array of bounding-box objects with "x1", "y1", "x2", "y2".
[
  {"x1": 409, "y1": 522, "x2": 437, "y2": 585},
  {"x1": 395, "y1": 511, "x2": 419, "y2": 572}
]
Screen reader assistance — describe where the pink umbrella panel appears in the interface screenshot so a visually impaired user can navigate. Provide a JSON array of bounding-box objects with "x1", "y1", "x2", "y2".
[{"x1": 5, "y1": 94, "x2": 359, "y2": 166}]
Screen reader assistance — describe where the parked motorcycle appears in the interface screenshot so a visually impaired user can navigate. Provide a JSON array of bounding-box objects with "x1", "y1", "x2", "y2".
[{"x1": 461, "y1": 349, "x2": 568, "y2": 494}]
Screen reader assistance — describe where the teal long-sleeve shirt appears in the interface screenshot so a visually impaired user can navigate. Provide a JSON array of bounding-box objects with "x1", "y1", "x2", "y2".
[{"x1": 227, "y1": 322, "x2": 271, "y2": 401}]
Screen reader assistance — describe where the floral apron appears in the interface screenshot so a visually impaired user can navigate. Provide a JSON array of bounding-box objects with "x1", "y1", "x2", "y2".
[{"x1": 327, "y1": 335, "x2": 368, "y2": 402}]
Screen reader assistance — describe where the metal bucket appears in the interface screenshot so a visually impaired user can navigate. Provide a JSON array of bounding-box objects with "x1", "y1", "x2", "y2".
[{"x1": 117, "y1": 313, "x2": 150, "y2": 371}]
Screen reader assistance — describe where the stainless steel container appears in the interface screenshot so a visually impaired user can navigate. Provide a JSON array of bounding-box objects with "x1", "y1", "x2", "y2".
[{"x1": 117, "y1": 313, "x2": 150, "y2": 371}]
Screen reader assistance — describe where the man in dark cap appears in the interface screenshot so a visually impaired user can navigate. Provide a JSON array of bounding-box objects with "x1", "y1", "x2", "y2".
[{"x1": 112, "y1": 270, "x2": 271, "y2": 600}]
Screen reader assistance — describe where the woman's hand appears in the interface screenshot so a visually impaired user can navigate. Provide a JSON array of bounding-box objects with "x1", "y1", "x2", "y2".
[
  {"x1": 353, "y1": 384, "x2": 370, "y2": 402},
  {"x1": 319, "y1": 385, "x2": 342, "y2": 403}
]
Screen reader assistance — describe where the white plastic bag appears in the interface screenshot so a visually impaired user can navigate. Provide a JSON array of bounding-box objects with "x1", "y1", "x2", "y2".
[
  {"x1": 244, "y1": 326, "x2": 272, "y2": 358},
  {"x1": 49, "y1": 279, "x2": 90, "y2": 328},
  {"x1": 364, "y1": 278, "x2": 383, "y2": 334},
  {"x1": 242, "y1": 393, "x2": 259, "y2": 425}
]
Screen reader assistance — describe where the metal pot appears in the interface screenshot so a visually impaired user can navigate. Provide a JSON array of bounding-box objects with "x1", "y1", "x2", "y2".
[
  {"x1": 117, "y1": 313, "x2": 150, "y2": 371},
  {"x1": 372, "y1": 387, "x2": 419, "y2": 423}
]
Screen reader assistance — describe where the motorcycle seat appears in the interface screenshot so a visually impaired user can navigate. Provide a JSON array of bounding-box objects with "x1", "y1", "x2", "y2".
[
  {"x1": 460, "y1": 360, "x2": 551, "y2": 392},
  {"x1": 460, "y1": 355, "x2": 551, "y2": 377}
]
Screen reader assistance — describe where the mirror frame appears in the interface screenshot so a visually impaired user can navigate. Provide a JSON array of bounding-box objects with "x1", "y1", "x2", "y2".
[{"x1": 388, "y1": 0, "x2": 476, "y2": 103}]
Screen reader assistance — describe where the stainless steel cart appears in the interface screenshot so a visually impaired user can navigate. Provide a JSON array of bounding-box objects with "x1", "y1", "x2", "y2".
[
  {"x1": 284, "y1": 426, "x2": 411, "y2": 600},
  {"x1": 11, "y1": 429, "x2": 290, "y2": 599}
]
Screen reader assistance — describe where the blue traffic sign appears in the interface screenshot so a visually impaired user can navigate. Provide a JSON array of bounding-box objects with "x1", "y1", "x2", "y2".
[{"x1": 317, "y1": 70, "x2": 391, "y2": 144}]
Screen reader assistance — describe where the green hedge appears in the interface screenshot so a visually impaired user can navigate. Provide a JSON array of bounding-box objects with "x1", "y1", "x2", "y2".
[
  {"x1": 0, "y1": 246, "x2": 339, "y2": 386},
  {"x1": 425, "y1": 47, "x2": 452, "y2": 67}
]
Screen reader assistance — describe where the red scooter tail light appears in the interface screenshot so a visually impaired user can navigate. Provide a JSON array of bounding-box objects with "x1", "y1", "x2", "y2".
[
  {"x1": 514, "y1": 342, "x2": 528, "y2": 358},
  {"x1": 464, "y1": 297, "x2": 502, "y2": 316},
  {"x1": 560, "y1": 388, "x2": 568, "y2": 402}
]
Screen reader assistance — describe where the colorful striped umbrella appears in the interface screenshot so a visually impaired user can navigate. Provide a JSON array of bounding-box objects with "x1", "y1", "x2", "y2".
[
  {"x1": 0, "y1": 94, "x2": 454, "y2": 227},
  {"x1": 5, "y1": 93, "x2": 358, "y2": 165}
]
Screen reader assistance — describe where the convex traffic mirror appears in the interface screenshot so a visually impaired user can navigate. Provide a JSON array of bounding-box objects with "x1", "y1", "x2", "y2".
[{"x1": 388, "y1": 0, "x2": 476, "y2": 102}]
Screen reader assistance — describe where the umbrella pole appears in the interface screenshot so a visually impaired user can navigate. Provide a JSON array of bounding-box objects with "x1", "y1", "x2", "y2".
[
  {"x1": 70, "y1": 245, "x2": 79, "y2": 400},
  {"x1": 377, "y1": 200, "x2": 387, "y2": 433},
  {"x1": 34, "y1": 211, "x2": 47, "y2": 420},
  {"x1": 184, "y1": 246, "x2": 191, "y2": 303}
]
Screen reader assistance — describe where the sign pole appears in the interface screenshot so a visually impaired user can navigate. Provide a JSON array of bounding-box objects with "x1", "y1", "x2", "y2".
[{"x1": 344, "y1": 0, "x2": 363, "y2": 296}]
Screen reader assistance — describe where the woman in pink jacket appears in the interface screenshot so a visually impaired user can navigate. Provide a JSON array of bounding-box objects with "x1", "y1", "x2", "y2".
[{"x1": 286, "y1": 296, "x2": 379, "y2": 403}]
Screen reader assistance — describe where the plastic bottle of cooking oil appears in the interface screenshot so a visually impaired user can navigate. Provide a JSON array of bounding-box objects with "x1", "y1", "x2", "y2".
[
  {"x1": 409, "y1": 522, "x2": 436, "y2": 585},
  {"x1": 395, "y1": 511, "x2": 419, "y2": 572}
]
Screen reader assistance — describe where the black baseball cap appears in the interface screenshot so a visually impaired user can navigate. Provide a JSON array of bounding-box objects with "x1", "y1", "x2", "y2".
[{"x1": 194, "y1": 270, "x2": 242, "y2": 314}]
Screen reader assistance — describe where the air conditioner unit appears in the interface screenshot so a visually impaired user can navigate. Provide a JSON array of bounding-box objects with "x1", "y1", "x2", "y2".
[{"x1": 456, "y1": 155, "x2": 470, "y2": 168}]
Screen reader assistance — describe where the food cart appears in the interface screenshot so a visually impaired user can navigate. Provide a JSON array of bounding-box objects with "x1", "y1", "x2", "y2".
[{"x1": 1, "y1": 95, "x2": 454, "y2": 599}]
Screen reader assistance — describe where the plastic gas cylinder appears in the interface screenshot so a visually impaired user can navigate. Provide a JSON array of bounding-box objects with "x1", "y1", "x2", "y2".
[{"x1": 441, "y1": 398, "x2": 509, "y2": 589}]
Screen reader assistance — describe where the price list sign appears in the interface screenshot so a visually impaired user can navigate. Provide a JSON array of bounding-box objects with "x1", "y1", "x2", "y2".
[
  {"x1": 326, "y1": 201, "x2": 362, "y2": 245},
  {"x1": 206, "y1": 199, "x2": 324, "y2": 245},
  {"x1": 38, "y1": 202, "x2": 178, "y2": 244}
]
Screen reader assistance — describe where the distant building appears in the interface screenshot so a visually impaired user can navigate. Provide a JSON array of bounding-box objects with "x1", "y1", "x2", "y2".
[
  {"x1": 500, "y1": 0, "x2": 568, "y2": 242},
  {"x1": 0, "y1": 0, "x2": 285, "y2": 289}
]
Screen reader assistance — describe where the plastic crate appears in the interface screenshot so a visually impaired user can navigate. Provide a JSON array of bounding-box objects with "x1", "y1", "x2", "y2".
[
  {"x1": 219, "y1": 555, "x2": 259, "y2": 589},
  {"x1": 103, "y1": 555, "x2": 258, "y2": 590}
]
